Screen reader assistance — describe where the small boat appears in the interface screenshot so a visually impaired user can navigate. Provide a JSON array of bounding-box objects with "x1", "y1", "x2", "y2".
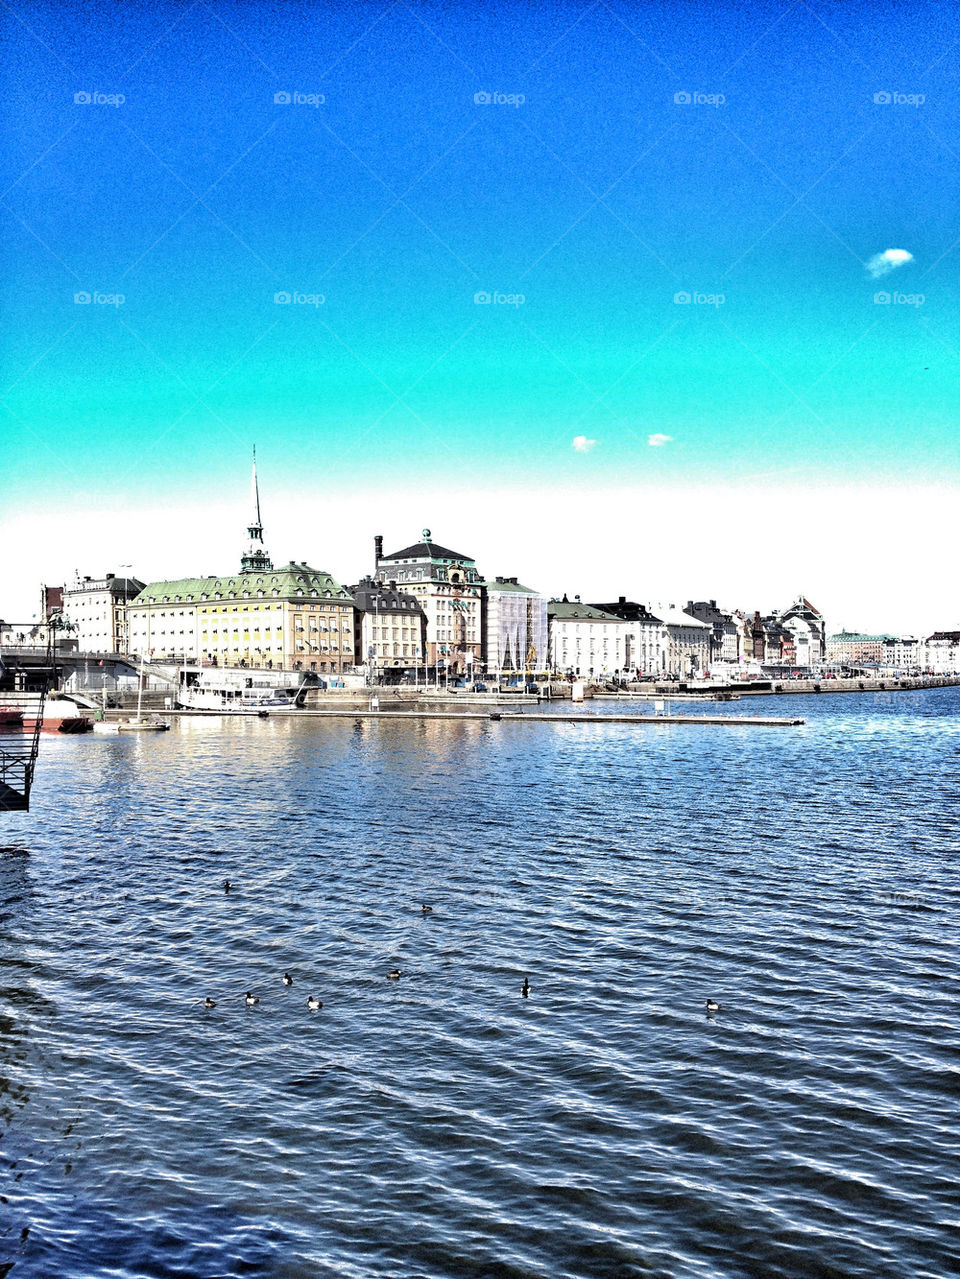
[
  {"x1": 57, "y1": 717, "x2": 94, "y2": 734},
  {"x1": 117, "y1": 718, "x2": 170, "y2": 733},
  {"x1": 0, "y1": 707, "x2": 24, "y2": 728}
]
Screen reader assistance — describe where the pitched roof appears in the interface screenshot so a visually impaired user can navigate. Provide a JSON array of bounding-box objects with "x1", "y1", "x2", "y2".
[
  {"x1": 380, "y1": 539, "x2": 473, "y2": 563},
  {"x1": 590, "y1": 600, "x2": 663, "y2": 624},
  {"x1": 487, "y1": 579, "x2": 539, "y2": 594},
  {"x1": 132, "y1": 562, "x2": 351, "y2": 606},
  {"x1": 548, "y1": 600, "x2": 622, "y2": 622}
]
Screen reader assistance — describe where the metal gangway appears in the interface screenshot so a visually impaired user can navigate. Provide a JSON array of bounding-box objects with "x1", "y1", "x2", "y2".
[{"x1": 0, "y1": 687, "x2": 46, "y2": 813}]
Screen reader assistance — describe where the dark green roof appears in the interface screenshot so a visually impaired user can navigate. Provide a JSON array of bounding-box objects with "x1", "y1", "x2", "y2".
[
  {"x1": 548, "y1": 600, "x2": 621, "y2": 622},
  {"x1": 133, "y1": 562, "x2": 351, "y2": 606}
]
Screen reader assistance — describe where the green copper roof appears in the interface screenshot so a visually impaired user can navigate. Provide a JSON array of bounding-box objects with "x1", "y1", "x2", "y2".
[
  {"x1": 487, "y1": 579, "x2": 539, "y2": 594},
  {"x1": 548, "y1": 600, "x2": 621, "y2": 621},
  {"x1": 828, "y1": 632, "x2": 896, "y2": 642},
  {"x1": 132, "y1": 562, "x2": 352, "y2": 606}
]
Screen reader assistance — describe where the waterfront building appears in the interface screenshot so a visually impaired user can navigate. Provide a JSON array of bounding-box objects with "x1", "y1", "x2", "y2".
[
  {"x1": 484, "y1": 577, "x2": 549, "y2": 676},
  {"x1": 826, "y1": 632, "x2": 895, "y2": 666},
  {"x1": 683, "y1": 600, "x2": 739, "y2": 666},
  {"x1": 654, "y1": 605, "x2": 712, "y2": 677},
  {"x1": 351, "y1": 576, "x2": 427, "y2": 681},
  {"x1": 127, "y1": 458, "x2": 354, "y2": 673},
  {"x1": 588, "y1": 598, "x2": 662, "y2": 676},
  {"x1": 779, "y1": 596, "x2": 827, "y2": 668},
  {"x1": 0, "y1": 619, "x2": 76, "y2": 653},
  {"x1": 548, "y1": 598, "x2": 627, "y2": 676},
  {"x1": 62, "y1": 572, "x2": 146, "y2": 653},
  {"x1": 129, "y1": 563, "x2": 354, "y2": 672},
  {"x1": 880, "y1": 635, "x2": 924, "y2": 673},
  {"x1": 761, "y1": 615, "x2": 796, "y2": 667},
  {"x1": 925, "y1": 632, "x2": 960, "y2": 674},
  {"x1": 375, "y1": 531, "x2": 483, "y2": 673}
]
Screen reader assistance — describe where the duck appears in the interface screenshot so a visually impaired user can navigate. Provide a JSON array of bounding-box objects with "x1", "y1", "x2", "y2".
[
  {"x1": 387, "y1": 969, "x2": 402, "y2": 980},
  {"x1": 421, "y1": 904, "x2": 433, "y2": 914},
  {"x1": 223, "y1": 879, "x2": 231, "y2": 893},
  {"x1": 282, "y1": 972, "x2": 293, "y2": 986},
  {"x1": 245, "y1": 992, "x2": 260, "y2": 1006},
  {"x1": 521, "y1": 977, "x2": 530, "y2": 998},
  {"x1": 307, "y1": 996, "x2": 323, "y2": 1010},
  {"x1": 203, "y1": 997, "x2": 216, "y2": 1009},
  {"x1": 705, "y1": 999, "x2": 721, "y2": 1014}
]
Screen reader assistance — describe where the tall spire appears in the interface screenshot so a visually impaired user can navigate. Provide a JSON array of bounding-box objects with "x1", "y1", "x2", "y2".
[{"x1": 241, "y1": 445, "x2": 273, "y2": 572}]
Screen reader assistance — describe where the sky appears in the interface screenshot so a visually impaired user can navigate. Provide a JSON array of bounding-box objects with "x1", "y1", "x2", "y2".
[{"x1": 1, "y1": 0, "x2": 957, "y2": 632}]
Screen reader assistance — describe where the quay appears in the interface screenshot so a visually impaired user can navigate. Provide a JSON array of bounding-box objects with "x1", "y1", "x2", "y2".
[{"x1": 133, "y1": 708, "x2": 805, "y2": 727}]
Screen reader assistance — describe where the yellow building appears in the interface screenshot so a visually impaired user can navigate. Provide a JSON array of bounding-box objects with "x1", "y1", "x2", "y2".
[
  {"x1": 129, "y1": 563, "x2": 354, "y2": 673},
  {"x1": 126, "y1": 454, "x2": 354, "y2": 673}
]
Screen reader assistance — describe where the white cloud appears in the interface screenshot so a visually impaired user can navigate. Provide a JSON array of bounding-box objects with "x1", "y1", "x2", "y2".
[
  {"x1": 648, "y1": 433, "x2": 673, "y2": 447},
  {"x1": 571, "y1": 435, "x2": 596, "y2": 453},
  {"x1": 867, "y1": 248, "x2": 913, "y2": 278}
]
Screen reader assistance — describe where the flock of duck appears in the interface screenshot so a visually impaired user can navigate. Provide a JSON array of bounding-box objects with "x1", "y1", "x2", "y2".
[
  {"x1": 210, "y1": 882, "x2": 531, "y2": 1012},
  {"x1": 213, "y1": 881, "x2": 721, "y2": 1016}
]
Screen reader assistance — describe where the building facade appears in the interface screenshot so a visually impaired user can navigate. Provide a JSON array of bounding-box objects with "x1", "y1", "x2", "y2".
[
  {"x1": 779, "y1": 596, "x2": 827, "y2": 669},
  {"x1": 62, "y1": 572, "x2": 145, "y2": 653},
  {"x1": 548, "y1": 598, "x2": 627, "y2": 676},
  {"x1": 351, "y1": 577, "x2": 427, "y2": 680},
  {"x1": 654, "y1": 605, "x2": 712, "y2": 677},
  {"x1": 129, "y1": 563, "x2": 354, "y2": 672},
  {"x1": 683, "y1": 600, "x2": 739, "y2": 666},
  {"x1": 925, "y1": 632, "x2": 960, "y2": 674},
  {"x1": 826, "y1": 632, "x2": 895, "y2": 666},
  {"x1": 484, "y1": 578, "x2": 549, "y2": 675},
  {"x1": 375, "y1": 531, "x2": 483, "y2": 673},
  {"x1": 589, "y1": 598, "x2": 662, "y2": 676}
]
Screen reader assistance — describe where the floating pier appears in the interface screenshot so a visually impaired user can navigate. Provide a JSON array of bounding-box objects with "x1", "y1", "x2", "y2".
[{"x1": 155, "y1": 708, "x2": 804, "y2": 727}]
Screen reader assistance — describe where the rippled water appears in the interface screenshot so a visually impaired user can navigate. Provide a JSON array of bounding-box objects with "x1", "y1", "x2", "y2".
[{"x1": 2, "y1": 689, "x2": 958, "y2": 1278}]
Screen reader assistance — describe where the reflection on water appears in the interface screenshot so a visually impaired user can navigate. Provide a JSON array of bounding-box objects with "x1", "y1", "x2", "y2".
[{"x1": 1, "y1": 689, "x2": 958, "y2": 1278}]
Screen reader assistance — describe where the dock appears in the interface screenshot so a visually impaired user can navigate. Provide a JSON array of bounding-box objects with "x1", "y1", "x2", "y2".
[{"x1": 143, "y1": 708, "x2": 805, "y2": 727}]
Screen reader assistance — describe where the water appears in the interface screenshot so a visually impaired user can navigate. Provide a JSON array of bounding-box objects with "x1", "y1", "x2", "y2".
[{"x1": 2, "y1": 689, "x2": 958, "y2": 1278}]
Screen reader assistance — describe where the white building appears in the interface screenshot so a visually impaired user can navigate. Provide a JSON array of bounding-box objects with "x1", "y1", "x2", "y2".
[
  {"x1": 376, "y1": 530, "x2": 483, "y2": 673},
  {"x1": 925, "y1": 632, "x2": 960, "y2": 674},
  {"x1": 63, "y1": 572, "x2": 145, "y2": 653},
  {"x1": 879, "y1": 635, "x2": 925, "y2": 673},
  {"x1": 588, "y1": 599, "x2": 662, "y2": 676},
  {"x1": 654, "y1": 605, "x2": 712, "y2": 677},
  {"x1": 548, "y1": 598, "x2": 627, "y2": 676},
  {"x1": 351, "y1": 577, "x2": 427, "y2": 680},
  {"x1": 484, "y1": 577, "x2": 549, "y2": 675}
]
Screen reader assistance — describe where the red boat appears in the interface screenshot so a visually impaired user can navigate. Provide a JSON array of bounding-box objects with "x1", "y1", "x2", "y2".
[{"x1": 0, "y1": 707, "x2": 24, "y2": 728}]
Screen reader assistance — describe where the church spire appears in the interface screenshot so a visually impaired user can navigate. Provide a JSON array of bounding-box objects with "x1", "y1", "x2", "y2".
[{"x1": 241, "y1": 446, "x2": 273, "y2": 573}]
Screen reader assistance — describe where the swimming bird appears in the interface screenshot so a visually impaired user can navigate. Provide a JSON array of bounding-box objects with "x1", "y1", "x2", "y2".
[
  {"x1": 307, "y1": 996, "x2": 323, "y2": 1010},
  {"x1": 203, "y1": 997, "x2": 216, "y2": 1009},
  {"x1": 522, "y1": 977, "x2": 530, "y2": 998},
  {"x1": 245, "y1": 992, "x2": 260, "y2": 1006},
  {"x1": 706, "y1": 999, "x2": 721, "y2": 1014},
  {"x1": 421, "y1": 904, "x2": 433, "y2": 914},
  {"x1": 223, "y1": 879, "x2": 231, "y2": 893},
  {"x1": 387, "y1": 969, "x2": 402, "y2": 980},
  {"x1": 282, "y1": 972, "x2": 293, "y2": 986}
]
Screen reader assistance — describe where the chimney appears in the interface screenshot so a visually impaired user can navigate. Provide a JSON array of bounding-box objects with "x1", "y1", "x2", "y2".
[
  {"x1": 374, "y1": 535, "x2": 383, "y2": 576},
  {"x1": 619, "y1": 595, "x2": 625, "y2": 605}
]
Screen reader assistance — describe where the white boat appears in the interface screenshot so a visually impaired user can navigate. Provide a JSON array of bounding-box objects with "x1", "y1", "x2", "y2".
[{"x1": 176, "y1": 670, "x2": 306, "y2": 712}]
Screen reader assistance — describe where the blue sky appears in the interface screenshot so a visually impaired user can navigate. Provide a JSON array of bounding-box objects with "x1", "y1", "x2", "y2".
[{"x1": 1, "y1": 1, "x2": 958, "y2": 624}]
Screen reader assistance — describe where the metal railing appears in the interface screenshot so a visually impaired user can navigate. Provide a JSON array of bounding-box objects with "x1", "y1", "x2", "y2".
[{"x1": 0, "y1": 687, "x2": 46, "y2": 812}]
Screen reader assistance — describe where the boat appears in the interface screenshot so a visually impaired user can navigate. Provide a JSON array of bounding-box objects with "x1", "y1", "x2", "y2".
[
  {"x1": 176, "y1": 669, "x2": 306, "y2": 712},
  {"x1": 117, "y1": 718, "x2": 170, "y2": 732},
  {"x1": 0, "y1": 707, "x2": 24, "y2": 728}
]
